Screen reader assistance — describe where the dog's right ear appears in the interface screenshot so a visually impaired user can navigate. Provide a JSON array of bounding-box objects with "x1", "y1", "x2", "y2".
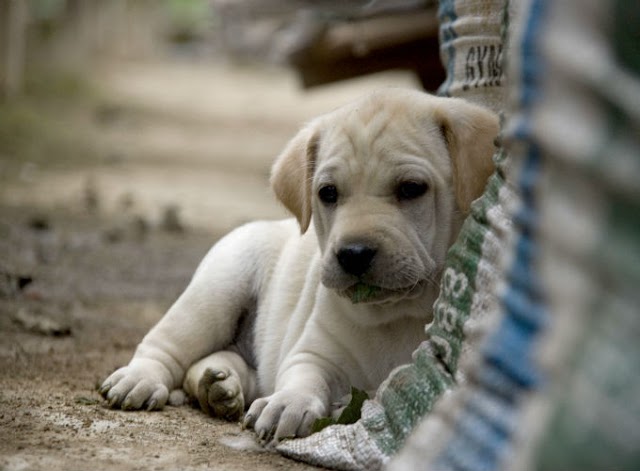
[{"x1": 270, "y1": 123, "x2": 320, "y2": 233}]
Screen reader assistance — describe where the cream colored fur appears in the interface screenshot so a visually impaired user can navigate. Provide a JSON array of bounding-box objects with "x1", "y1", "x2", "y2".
[{"x1": 100, "y1": 89, "x2": 498, "y2": 443}]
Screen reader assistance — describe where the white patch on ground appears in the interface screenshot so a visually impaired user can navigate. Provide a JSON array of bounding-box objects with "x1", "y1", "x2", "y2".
[
  {"x1": 89, "y1": 419, "x2": 121, "y2": 433},
  {"x1": 0, "y1": 455, "x2": 31, "y2": 471},
  {"x1": 218, "y1": 432, "x2": 266, "y2": 452},
  {"x1": 45, "y1": 412, "x2": 85, "y2": 430}
]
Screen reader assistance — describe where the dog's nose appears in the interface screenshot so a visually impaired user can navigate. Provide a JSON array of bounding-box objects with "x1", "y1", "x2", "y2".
[{"x1": 337, "y1": 244, "x2": 377, "y2": 277}]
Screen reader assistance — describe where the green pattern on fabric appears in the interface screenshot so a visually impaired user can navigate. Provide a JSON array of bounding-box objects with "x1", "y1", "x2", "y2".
[
  {"x1": 427, "y1": 167, "x2": 505, "y2": 372},
  {"x1": 373, "y1": 348, "x2": 454, "y2": 455}
]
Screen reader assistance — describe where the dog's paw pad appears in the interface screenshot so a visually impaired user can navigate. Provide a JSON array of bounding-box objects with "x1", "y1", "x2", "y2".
[{"x1": 197, "y1": 368, "x2": 244, "y2": 421}]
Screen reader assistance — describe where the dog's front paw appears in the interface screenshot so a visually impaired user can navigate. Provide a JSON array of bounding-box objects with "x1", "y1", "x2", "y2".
[
  {"x1": 243, "y1": 390, "x2": 327, "y2": 443},
  {"x1": 99, "y1": 359, "x2": 171, "y2": 411},
  {"x1": 194, "y1": 367, "x2": 244, "y2": 421}
]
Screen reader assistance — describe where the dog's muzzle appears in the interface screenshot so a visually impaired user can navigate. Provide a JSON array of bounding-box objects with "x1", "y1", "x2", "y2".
[{"x1": 331, "y1": 242, "x2": 426, "y2": 304}]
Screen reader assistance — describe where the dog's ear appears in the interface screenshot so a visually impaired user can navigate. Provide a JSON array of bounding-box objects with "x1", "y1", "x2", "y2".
[
  {"x1": 434, "y1": 100, "x2": 499, "y2": 214},
  {"x1": 270, "y1": 123, "x2": 320, "y2": 233}
]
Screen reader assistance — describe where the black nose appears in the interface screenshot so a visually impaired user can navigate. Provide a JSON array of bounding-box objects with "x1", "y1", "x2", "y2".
[{"x1": 337, "y1": 244, "x2": 377, "y2": 277}]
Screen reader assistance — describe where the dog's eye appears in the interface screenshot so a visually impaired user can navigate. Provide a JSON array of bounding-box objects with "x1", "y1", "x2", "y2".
[
  {"x1": 318, "y1": 185, "x2": 338, "y2": 204},
  {"x1": 396, "y1": 181, "x2": 429, "y2": 201}
]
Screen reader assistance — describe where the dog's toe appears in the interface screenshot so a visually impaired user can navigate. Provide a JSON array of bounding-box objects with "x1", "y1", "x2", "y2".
[{"x1": 197, "y1": 367, "x2": 245, "y2": 421}]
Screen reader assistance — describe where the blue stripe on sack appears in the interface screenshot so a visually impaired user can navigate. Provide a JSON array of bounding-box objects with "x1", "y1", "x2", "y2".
[
  {"x1": 432, "y1": 0, "x2": 549, "y2": 469},
  {"x1": 467, "y1": 389, "x2": 517, "y2": 434},
  {"x1": 518, "y1": 0, "x2": 546, "y2": 110},
  {"x1": 437, "y1": 369, "x2": 519, "y2": 471},
  {"x1": 437, "y1": 0, "x2": 458, "y2": 97},
  {"x1": 507, "y1": 237, "x2": 544, "y2": 301}
]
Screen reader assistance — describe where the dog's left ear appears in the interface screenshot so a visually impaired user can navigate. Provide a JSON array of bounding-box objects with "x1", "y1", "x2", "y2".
[
  {"x1": 270, "y1": 123, "x2": 320, "y2": 233},
  {"x1": 434, "y1": 99, "x2": 500, "y2": 214}
]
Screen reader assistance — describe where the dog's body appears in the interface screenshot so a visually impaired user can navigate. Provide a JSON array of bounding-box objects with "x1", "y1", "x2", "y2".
[{"x1": 101, "y1": 89, "x2": 498, "y2": 443}]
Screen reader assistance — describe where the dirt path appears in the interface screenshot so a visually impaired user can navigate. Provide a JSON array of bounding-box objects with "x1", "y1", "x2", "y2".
[{"x1": 0, "y1": 60, "x2": 418, "y2": 470}]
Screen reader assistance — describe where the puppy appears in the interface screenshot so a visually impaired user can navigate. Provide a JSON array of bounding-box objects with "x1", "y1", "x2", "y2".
[{"x1": 100, "y1": 89, "x2": 498, "y2": 443}]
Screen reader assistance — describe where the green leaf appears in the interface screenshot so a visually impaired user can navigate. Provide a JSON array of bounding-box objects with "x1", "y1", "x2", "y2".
[
  {"x1": 311, "y1": 416, "x2": 336, "y2": 434},
  {"x1": 336, "y1": 387, "x2": 368, "y2": 425},
  {"x1": 310, "y1": 387, "x2": 369, "y2": 434},
  {"x1": 350, "y1": 283, "x2": 381, "y2": 303}
]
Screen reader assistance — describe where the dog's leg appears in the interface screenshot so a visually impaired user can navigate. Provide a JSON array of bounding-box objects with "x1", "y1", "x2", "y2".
[
  {"x1": 100, "y1": 220, "x2": 290, "y2": 411},
  {"x1": 183, "y1": 349, "x2": 257, "y2": 421}
]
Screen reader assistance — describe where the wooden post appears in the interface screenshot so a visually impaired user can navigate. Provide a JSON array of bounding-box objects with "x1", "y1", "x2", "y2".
[{"x1": 3, "y1": 0, "x2": 28, "y2": 99}]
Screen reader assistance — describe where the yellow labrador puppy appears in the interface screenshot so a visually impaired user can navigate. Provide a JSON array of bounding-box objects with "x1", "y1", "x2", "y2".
[{"x1": 100, "y1": 89, "x2": 498, "y2": 443}]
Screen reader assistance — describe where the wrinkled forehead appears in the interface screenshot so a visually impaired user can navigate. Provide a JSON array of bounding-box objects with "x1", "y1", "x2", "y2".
[{"x1": 314, "y1": 97, "x2": 451, "y2": 177}]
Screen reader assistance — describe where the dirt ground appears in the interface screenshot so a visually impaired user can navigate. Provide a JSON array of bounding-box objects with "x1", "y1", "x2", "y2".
[{"x1": 0, "y1": 59, "x2": 419, "y2": 471}]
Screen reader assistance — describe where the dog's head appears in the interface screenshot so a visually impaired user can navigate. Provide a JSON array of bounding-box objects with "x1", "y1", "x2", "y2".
[{"x1": 271, "y1": 89, "x2": 498, "y2": 306}]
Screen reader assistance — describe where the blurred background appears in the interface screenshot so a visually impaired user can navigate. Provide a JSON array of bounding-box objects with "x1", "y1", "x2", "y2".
[{"x1": 0, "y1": 0, "x2": 444, "y2": 234}]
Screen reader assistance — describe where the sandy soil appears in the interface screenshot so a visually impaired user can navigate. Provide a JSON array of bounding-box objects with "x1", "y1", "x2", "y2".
[{"x1": 0, "y1": 60, "x2": 419, "y2": 470}]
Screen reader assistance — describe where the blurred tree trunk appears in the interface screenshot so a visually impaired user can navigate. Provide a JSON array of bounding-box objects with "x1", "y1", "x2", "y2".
[{"x1": 1, "y1": 0, "x2": 28, "y2": 99}]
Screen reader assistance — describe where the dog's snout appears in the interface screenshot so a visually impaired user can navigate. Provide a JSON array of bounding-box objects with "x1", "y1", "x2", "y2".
[{"x1": 337, "y1": 244, "x2": 377, "y2": 277}]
